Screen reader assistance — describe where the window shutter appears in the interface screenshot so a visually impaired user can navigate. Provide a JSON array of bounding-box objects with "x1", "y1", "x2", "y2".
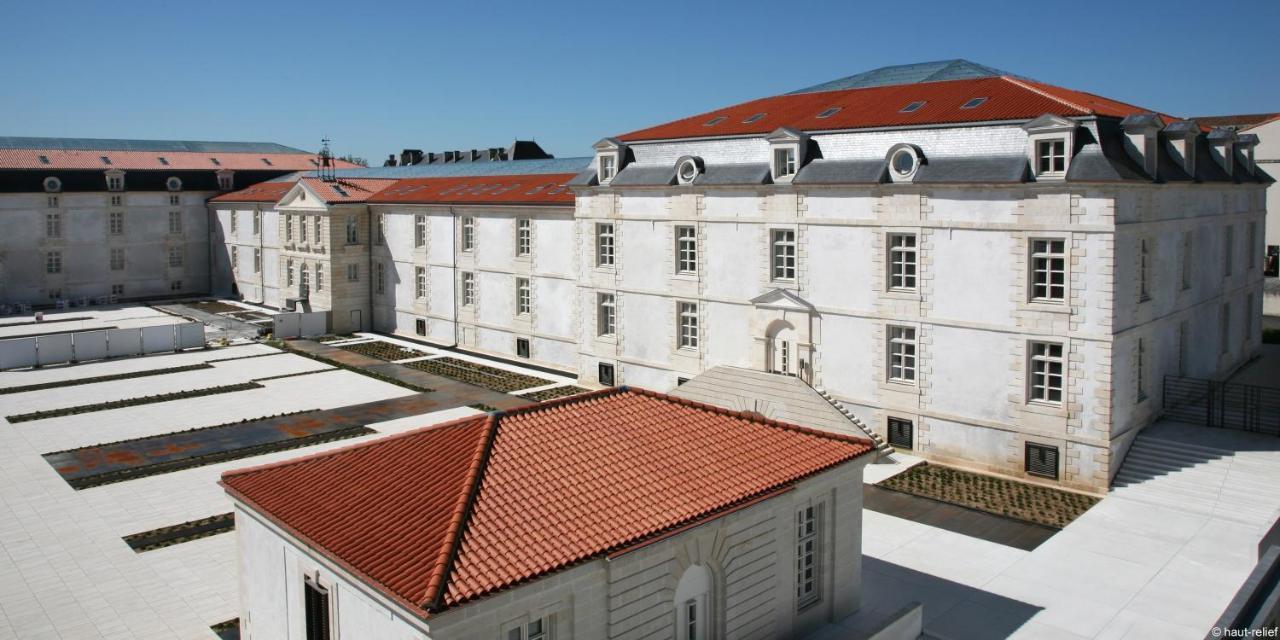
[
  {"x1": 1024, "y1": 443, "x2": 1059, "y2": 479},
  {"x1": 887, "y1": 417, "x2": 913, "y2": 449}
]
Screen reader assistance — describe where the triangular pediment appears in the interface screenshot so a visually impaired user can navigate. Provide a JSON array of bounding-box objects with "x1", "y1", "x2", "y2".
[
  {"x1": 277, "y1": 181, "x2": 328, "y2": 211},
  {"x1": 593, "y1": 137, "x2": 624, "y2": 151},
  {"x1": 765, "y1": 127, "x2": 805, "y2": 143},
  {"x1": 1021, "y1": 113, "x2": 1077, "y2": 133},
  {"x1": 750, "y1": 288, "x2": 815, "y2": 311}
]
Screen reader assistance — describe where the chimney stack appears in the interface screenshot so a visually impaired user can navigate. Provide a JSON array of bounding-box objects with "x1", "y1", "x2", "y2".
[{"x1": 384, "y1": 154, "x2": 398, "y2": 167}]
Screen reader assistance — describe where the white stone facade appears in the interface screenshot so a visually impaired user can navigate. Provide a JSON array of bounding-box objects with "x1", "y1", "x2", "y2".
[{"x1": 231, "y1": 455, "x2": 865, "y2": 640}]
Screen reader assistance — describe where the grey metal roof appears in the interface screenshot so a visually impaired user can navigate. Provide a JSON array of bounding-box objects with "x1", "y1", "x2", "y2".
[
  {"x1": 915, "y1": 156, "x2": 1028, "y2": 183},
  {"x1": 0, "y1": 136, "x2": 309, "y2": 154},
  {"x1": 793, "y1": 159, "x2": 887, "y2": 185},
  {"x1": 609, "y1": 164, "x2": 676, "y2": 186},
  {"x1": 696, "y1": 163, "x2": 771, "y2": 185},
  {"x1": 566, "y1": 169, "x2": 598, "y2": 187},
  {"x1": 669, "y1": 366, "x2": 866, "y2": 438},
  {"x1": 268, "y1": 157, "x2": 592, "y2": 182},
  {"x1": 790, "y1": 59, "x2": 1021, "y2": 95}
]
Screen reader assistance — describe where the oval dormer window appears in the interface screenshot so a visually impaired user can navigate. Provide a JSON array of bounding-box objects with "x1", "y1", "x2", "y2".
[
  {"x1": 43, "y1": 176, "x2": 62, "y2": 193},
  {"x1": 166, "y1": 177, "x2": 183, "y2": 192},
  {"x1": 891, "y1": 148, "x2": 916, "y2": 176},
  {"x1": 886, "y1": 144, "x2": 924, "y2": 183},
  {"x1": 676, "y1": 156, "x2": 704, "y2": 186}
]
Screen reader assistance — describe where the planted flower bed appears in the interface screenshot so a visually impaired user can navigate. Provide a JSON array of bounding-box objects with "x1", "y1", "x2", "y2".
[
  {"x1": 405, "y1": 357, "x2": 550, "y2": 393},
  {"x1": 7, "y1": 382, "x2": 263, "y2": 423},
  {"x1": 268, "y1": 340, "x2": 433, "y2": 393},
  {"x1": 0, "y1": 363, "x2": 214, "y2": 395},
  {"x1": 877, "y1": 463, "x2": 1098, "y2": 529},
  {"x1": 191, "y1": 301, "x2": 246, "y2": 314},
  {"x1": 521, "y1": 385, "x2": 591, "y2": 402},
  {"x1": 337, "y1": 340, "x2": 426, "y2": 361},
  {"x1": 124, "y1": 513, "x2": 235, "y2": 552}
]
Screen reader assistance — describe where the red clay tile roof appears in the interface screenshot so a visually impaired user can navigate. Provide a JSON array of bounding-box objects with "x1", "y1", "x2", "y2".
[
  {"x1": 208, "y1": 181, "x2": 295, "y2": 203},
  {"x1": 221, "y1": 387, "x2": 873, "y2": 617},
  {"x1": 0, "y1": 149, "x2": 358, "y2": 171},
  {"x1": 618, "y1": 76, "x2": 1172, "y2": 142},
  {"x1": 298, "y1": 177, "x2": 396, "y2": 203},
  {"x1": 1191, "y1": 113, "x2": 1280, "y2": 130},
  {"x1": 367, "y1": 173, "x2": 578, "y2": 206}
]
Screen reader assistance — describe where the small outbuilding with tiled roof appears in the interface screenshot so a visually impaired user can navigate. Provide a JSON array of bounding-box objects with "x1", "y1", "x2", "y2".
[{"x1": 222, "y1": 386, "x2": 876, "y2": 639}]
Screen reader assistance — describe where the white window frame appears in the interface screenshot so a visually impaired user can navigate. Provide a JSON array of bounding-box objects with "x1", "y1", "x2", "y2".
[
  {"x1": 254, "y1": 248, "x2": 262, "y2": 274},
  {"x1": 675, "y1": 225, "x2": 697, "y2": 275},
  {"x1": 1028, "y1": 341, "x2": 1065, "y2": 405},
  {"x1": 597, "y1": 292, "x2": 616, "y2": 337},
  {"x1": 345, "y1": 215, "x2": 358, "y2": 245},
  {"x1": 45, "y1": 212, "x2": 61, "y2": 238},
  {"x1": 231, "y1": 246, "x2": 238, "y2": 271},
  {"x1": 300, "y1": 215, "x2": 309, "y2": 243},
  {"x1": 168, "y1": 245, "x2": 184, "y2": 268},
  {"x1": 286, "y1": 259, "x2": 295, "y2": 286},
  {"x1": 314, "y1": 216, "x2": 322, "y2": 245},
  {"x1": 516, "y1": 277, "x2": 532, "y2": 316},
  {"x1": 346, "y1": 263, "x2": 359, "y2": 283},
  {"x1": 773, "y1": 147, "x2": 797, "y2": 180},
  {"x1": 462, "y1": 272, "x2": 476, "y2": 307},
  {"x1": 795, "y1": 502, "x2": 822, "y2": 610},
  {"x1": 284, "y1": 215, "x2": 292, "y2": 242},
  {"x1": 596, "y1": 223, "x2": 615, "y2": 268},
  {"x1": 168, "y1": 211, "x2": 183, "y2": 235},
  {"x1": 1029, "y1": 238, "x2": 1066, "y2": 303},
  {"x1": 677, "y1": 301, "x2": 698, "y2": 351},
  {"x1": 415, "y1": 214, "x2": 427, "y2": 248},
  {"x1": 253, "y1": 210, "x2": 261, "y2": 236},
  {"x1": 516, "y1": 218, "x2": 532, "y2": 257},
  {"x1": 316, "y1": 263, "x2": 323, "y2": 291},
  {"x1": 771, "y1": 229, "x2": 797, "y2": 281},
  {"x1": 302, "y1": 574, "x2": 335, "y2": 640},
  {"x1": 415, "y1": 266, "x2": 427, "y2": 299},
  {"x1": 462, "y1": 217, "x2": 476, "y2": 252},
  {"x1": 45, "y1": 251, "x2": 62, "y2": 274},
  {"x1": 886, "y1": 325, "x2": 917, "y2": 384},
  {"x1": 598, "y1": 153, "x2": 617, "y2": 184},
  {"x1": 1035, "y1": 138, "x2": 1067, "y2": 177},
  {"x1": 887, "y1": 233, "x2": 917, "y2": 291},
  {"x1": 109, "y1": 211, "x2": 124, "y2": 236},
  {"x1": 110, "y1": 248, "x2": 125, "y2": 271},
  {"x1": 376, "y1": 262, "x2": 386, "y2": 294}
]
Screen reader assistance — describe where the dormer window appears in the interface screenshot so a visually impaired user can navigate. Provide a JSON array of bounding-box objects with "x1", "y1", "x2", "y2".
[
  {"x1": 105, "y1": 171, "x2": 125, "y2": 192},
  {"x1": 592, "y1": 137, "x2": 627, "y2": 186},
  {"x1": 599, "y1": 154, "x2": 617, "y2": 183},
  {"x1": 216, "y1": 170, "x2": 234, "y2": 191},
  {"x1": 1036, "y1": 139, "x2": 1066, "y2": 176},
  {"x1": 774, "y1": 148, "x2": 796, "y2": 179},
  {"x1": 166, "y1": 177, "x2": 183, "y2": 192},
  {"x1": 886, "y1": 144, "x2": 924, "y2": 182},
  {"x1": 43, "y1": 176, "x2": 62, "y2": 193}
]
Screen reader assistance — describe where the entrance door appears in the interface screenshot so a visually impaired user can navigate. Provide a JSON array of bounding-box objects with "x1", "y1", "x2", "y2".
[
  {"x1": 349, "y1": 309, "x2": 362, "y2": 331},
  {"x1": 766, "y1": 321, "x2": 797, "y2": 376}
]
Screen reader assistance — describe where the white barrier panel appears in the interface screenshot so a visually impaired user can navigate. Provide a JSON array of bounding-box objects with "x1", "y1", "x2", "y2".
[
  {"x1": 107, "y1": 328, "x2": 142, "y2": 358},
  {"x1": 37, "y1": 334, "x2": 74, "y2": 366},
  {"x1": 299, "y1": 312, "x2": 328, "y2": 337},
  {"x1": 73, "y1": 330, "x2": 109, "y2": 362},
  {"x1": 177, "y1": 322, "x2": 206, "y2": 349},
  {"x1": 0, "y1": 338, "x2": 38, "y2": 370},
  {"x1": 141, "y1": 325, "x2": 177, "y2": 354},
  {"x1": 273, "y1": 313, "x2": 301, "y2": 339}
]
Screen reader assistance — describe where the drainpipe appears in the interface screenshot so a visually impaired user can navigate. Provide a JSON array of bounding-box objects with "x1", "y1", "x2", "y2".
[
  {"x1": 367, "y1": 205, "x2": 374, "y2": 332},
  {"x1": 451, "y1": 206, "x2": 459, "y2": 348}
]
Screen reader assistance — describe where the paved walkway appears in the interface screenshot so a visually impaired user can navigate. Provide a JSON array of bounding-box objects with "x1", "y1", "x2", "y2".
[
  {"x1": 1227, "y1": 343, "x2": 1280, "y2": 390},
  {"x1": 285, "y1": 339, "x2": 535, "y2": 411},
  {"x1": 819, "y1": 421, "x2": 1280, "y2": 639},
  {"x1": 152, "y1": 304, "x2": 261, "y2": 343},
  {"x1": 864, "y1": 485, "x2": 1057, "y2": 552}
]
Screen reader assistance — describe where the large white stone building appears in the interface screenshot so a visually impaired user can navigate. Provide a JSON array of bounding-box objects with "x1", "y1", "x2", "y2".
[
  {"x1": 0, "y1": 137, "x2": 349, "y2": 307},
  {"x1": 207, "y1": 60, "x2": 1270, "y2": 493},
  {"x1": 222, "y1": 388, "x2": 875, "y2": 640}
]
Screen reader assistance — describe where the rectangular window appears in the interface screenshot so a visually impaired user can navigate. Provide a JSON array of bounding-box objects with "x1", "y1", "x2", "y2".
[
  {"x1": 46, "y1": 251, "x2": 62, "y2": 274},
  {"x1": 462, "y1": 217, "x2": 475, "y2": 251},
  {"x1": 109, "y1": 211, "x2": 124, "y2": 235},
  {"x1": 1181, "y1": 230, "x2": 1193, "y2": 290},
  {"x1": 1028, "y1": 341, "x2": 1065, "y2": 405},
  {"x1": 47, "y1": 195, "x2": 58, "y2": 208},
  {"x1": 517, "y1": 218, "x2": 531, "y2": 257},
  {"x1": 597, "y1": 293, "x2": 616, "y2": 336},
  {"x1": 169, "y1": 194, "x2": 180, "y2": 206},
  {"x1": 375, "y1": 262, "x2": 385, "y2": 294},
  {"x1": 1025, "y1": 443, "x2": 1059, "y2": 479},
  {"x1": 596, "y1": 223, "x2": 615, "y2": 267},
  {"x1": 598, "y1": 362, "x2": 616, "y2": 386},
  {"x1": 253, "y1": 211, "x2": 261, "y2": 236},
  {"x1": 110, "y1": 248, "x2": 125, "y2": 271},
  {"x1": 230, "y1": 211, "x2": 239, "y2": 234},
  {"x1": 1136, "y1": 338, "x2": 1147, "y2": 403},
  {"x1": 285, "y1": 215, "x2": 292, "y2": 242},
  {"x1": 888, "y1": 233, "x2": 918, "y2": 291},
  {"x1": 45, "y1": 213, "x2": 61, "y2": 238},
  {"x1": 1224, "y1": 225, "x2": 1234, "y2": 276},
  {"x1": 774, "y1": 147, "x2": 797, "y2": 178},
  {"x1": 168, "y1": 211, "x2": 182, "y2": 235},
  {"x1": 287, "y1": 259, "x2": 295, "y2": 286},
  {"x1": 685, "y1": 600, "x2": 698, "y2": 640},
  {"x1": 462, "y1": 272, "x2": 475, "y2": 306},
  {"x1": 415, "y1": 266, "x2": 427, "y2": 299},
  {"x1": 375, "y1": 215, "x2": 385, "y2": 246},
  {"x1": 168, "y1": 246, "x2": 184, "y2": 268},
  {"x1": 599, "y1": 155, "x2": 616, "y2": 182},
  {"x1": 315, "y1": 263, "x2": 323, "y2": 291},
  {"x1": 106, "y1": 175, "x2": 124, "y2": 191},
  {"x1": 516, "y1": 337, "x2": 530, "y2": 359},
  {"x1": 887, "y1": 417, "x2": 913, "y2": 449},
  {"x1": 675, "y1": 225, "x2": 697, "y2": 274},
  {"x1": 772, "y1": 229, "x2": 796, "y2": 281},
  {"x1": 415, "y1": 319, "x2": 427, "y2": 336},
  {"x1": 415, "y1": 214, "x2": 427, "y2": 248},
  {"x1": 231, "y1": 246, "x2": 239, "y2": 271},
  {"x1": 111, "y1": 284, "x2": 124, "y2": 297},
  {"x1": 1248, "y1": 222, "x2": 1258, "y2": 271},
  {"x1": 1029, "y1": 238, "x2": 1066, "y2": 301},
  {"x1": 303, "y1": 578, "x2": 331, "y2": 640},
  {"x1": 1036, "y1": 139, "x2": 1066, "y2": 175},
  {"x1": 346, "y1": 263, "x2": 359, "y2": 282},
  {"x1": 300, "y1": 215, "x2": 308, "y2": 242},
  {"x1": 1220, "y1": 304, "x2": 1231, "y2": 354},
  {"x1": 169, "y1": 280, "x2": 182, "y2": 292},
  {"x1": 254, "y1": 248, "x2": 262, "y2": 274},
  {"x1": 345, "y1": 216, "x2": 358, "y2": 244},
  {"x1": 887, "y1": 325, "x2": 917, "y2": 384},
  {"x1": 1139, "y1": 238, "x2": 1151, "y2": 301},
  {"x1": 796, "y1": 503, "x2": 821, "y2": 608},
  {"x1": 678, "y1": 301, "x2": 699, "y2": 350},
  {"x1": 516, "y1": 277, "x2": 531, "y2": 316},
  {"x1": 314, "y1": 217, "x2": 322, "y2": 244},
  {"x1": 299, "y1": 263, "x2": 310, "y2": 294},
  {"x1": 110, "y1": 194, "x2": 122, "y2": 207}
]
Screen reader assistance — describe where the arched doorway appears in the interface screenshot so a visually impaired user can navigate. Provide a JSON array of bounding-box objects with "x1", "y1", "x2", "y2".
[
  {"x1": 674, "y1": 564, "x2": 713, "y2": 640},
  {"x1": 766, "y1": 319, "x2": 798, "y2": 376}
]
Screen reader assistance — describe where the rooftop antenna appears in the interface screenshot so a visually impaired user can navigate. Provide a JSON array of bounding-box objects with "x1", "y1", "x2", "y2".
[{"x1": 318, "y1": 137, "x2": 336, "y2": 182}]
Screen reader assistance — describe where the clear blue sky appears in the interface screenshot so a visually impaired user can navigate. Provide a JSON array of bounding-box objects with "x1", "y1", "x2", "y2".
[{"x1": 4, "y1": 0, "x2": 1277, "y2": 163}]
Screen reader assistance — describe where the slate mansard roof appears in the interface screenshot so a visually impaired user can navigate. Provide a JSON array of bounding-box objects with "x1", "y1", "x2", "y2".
[{"x1": 221, "y1": 387, "x2": 873, "y2": 617}]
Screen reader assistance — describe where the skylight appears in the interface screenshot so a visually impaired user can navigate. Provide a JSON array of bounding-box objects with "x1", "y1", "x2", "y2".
[
  {"x1": 100, "y1": 156, "x2": 112, "y2": 165},
  {"x1": 331, "y1": 185, "x2": 349, "y2": 197},
  {"x1": 210, "y1": 157, "x2": 221, "y2": 166},
  {"x1": 158, "y1": 157, "x2": 169, "y2": 165},
  {"x1": 900, "y1": 101, "x2": 926, "y2": 113},
  {"x1": 743, "y1": 112, "x2": 767, "y2": 124},
  {"x1": 38, "y1": 155, "x2": 50, "y2": 165},
  {"x1": 704, "y1": 116, "x2": 727, "y2": 127},
  {"x1": 816, "y1": 107, "x2": 842, "y2": 119},
  {"x1": 960, "y1": 97, "x2": 988, "y2": 109},
  {"x1": 262, "y1": 158, "x2": 273, "y2": 166}
]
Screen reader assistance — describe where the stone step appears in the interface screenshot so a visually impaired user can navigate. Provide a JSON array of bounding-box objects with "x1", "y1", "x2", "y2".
[{"x1": 1128, "y1": 435, "x2": 1234, "y2": 460}]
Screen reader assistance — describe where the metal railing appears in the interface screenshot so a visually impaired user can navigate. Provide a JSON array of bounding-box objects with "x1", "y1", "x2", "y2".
[{"x1": 1163, "y1": 375, "x2": 1280, "y2": 436}]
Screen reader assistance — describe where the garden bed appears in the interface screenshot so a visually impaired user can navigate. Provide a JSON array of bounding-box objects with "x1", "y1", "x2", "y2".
[
  {"x1": 405, "y1": 357, "x2": 550, "y2": 393},
  {"x1": 269, "y1": 340, "x2": 433, "y2": 393},
  {"x1": 124, "y1": 513, "x2": 235, "y2": 552},
  {"x1": 337, "y1": 340, "x2": 426, "y2": 361},
  {"x1": 0, "y1": 363, "x2": 214, "y2": 395},
  {"x1": 520, "y1": 385, "x2": 591, "y2": 402},
  {"x1": 7, "y1": 382, "x2": 264, "y2": 423},
  {"x1": 876, "y1": 463, "x2": 1098, "y2": 529},
  {"x1": 190, "y1": 301, "x2": 246, "y2": 314}
]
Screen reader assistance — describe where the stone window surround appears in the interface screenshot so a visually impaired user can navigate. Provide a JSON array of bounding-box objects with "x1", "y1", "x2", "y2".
[
  {"x1": 298, "y1": 567, "x2": 338, "y2": 640},
  {"x1": 1025, "y1": 234, "x2": 1070, "y2": 306},
  {"x1": 1023, "y1": 116, "x2": 1077, "y2": 181},
  {"x1": 769, "y1": 226, "x2": 798, "y2": 284},
  {"x1": 1024, "y1": 339, "x2": 1068, "y2": 416}
]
